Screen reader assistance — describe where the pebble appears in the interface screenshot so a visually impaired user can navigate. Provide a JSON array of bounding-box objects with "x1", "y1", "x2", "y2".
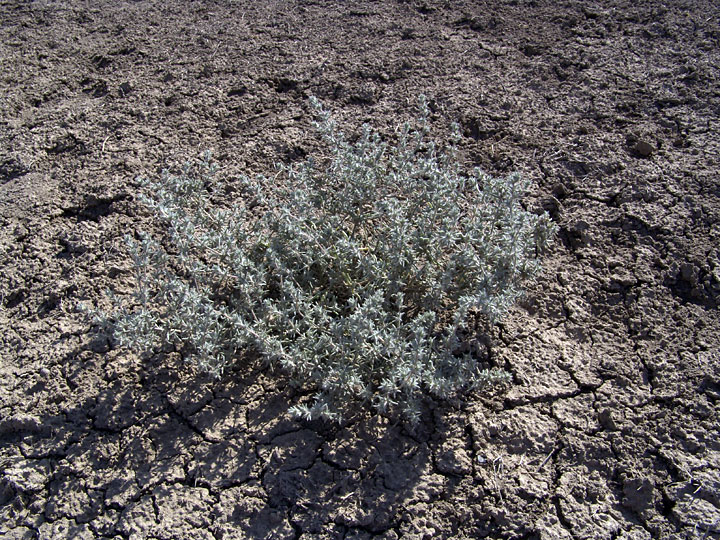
[{"x1": 635, "y1": 140, "x2": 654, "y2": 157}]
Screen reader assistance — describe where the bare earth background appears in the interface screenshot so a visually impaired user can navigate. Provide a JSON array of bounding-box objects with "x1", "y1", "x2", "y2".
[{"x1": 1, "y1": 0, "x2": 719, "y2": 538}]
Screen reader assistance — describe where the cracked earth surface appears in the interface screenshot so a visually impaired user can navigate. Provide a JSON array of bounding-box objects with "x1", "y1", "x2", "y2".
[{"x1": 1, "y1": 0, "x2": 719, "y2": 538}]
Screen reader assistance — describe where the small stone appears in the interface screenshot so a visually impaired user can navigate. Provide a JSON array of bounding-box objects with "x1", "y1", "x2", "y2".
[
  {"x1": 680, "y1": 263, "x2": 698, "y2": 285},
  {"x1": 568, "y1": 220, "x2": 592, "y2": 248},
  {"x1": 598, "y1": 409, "x2": 618, "y2": 431},
  {"x1": 634, "y1": 140, "x2": 654, "y2": 157},
  {"x1": 541, "y1": 195, "x2": 561, "y2": 215},
  {"x1": 227, "y1": 86, "x2": 247, "y2": 97},
  {"x1": 118, "y1": 82, "x2": 132, "y2": 96},
  {"x1": 623, "y1": 476, "x2": 655, "y2": 513},
  {"x1": 552, "y1": 182, "x2": 569, "y2": 199}
]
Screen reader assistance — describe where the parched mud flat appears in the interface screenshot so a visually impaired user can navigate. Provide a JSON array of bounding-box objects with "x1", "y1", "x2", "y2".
[{"x1": 1, "y1": 0, "x2": 719, "y2": 538}]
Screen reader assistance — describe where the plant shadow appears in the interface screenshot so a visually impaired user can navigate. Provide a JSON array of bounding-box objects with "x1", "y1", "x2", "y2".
[{"x1": 2, "y1": 335, "x2": 488, "y2": 538}]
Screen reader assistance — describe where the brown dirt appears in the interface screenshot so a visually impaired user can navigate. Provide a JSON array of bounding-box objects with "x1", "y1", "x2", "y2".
[{"x1": 1, "y1": 0, "x2": 719, "y2": 538}]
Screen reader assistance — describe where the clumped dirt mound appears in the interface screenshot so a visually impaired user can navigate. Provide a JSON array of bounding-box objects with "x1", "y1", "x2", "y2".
[{"x1": 1, "y1": 0, "x2": 719, "y2": 538}]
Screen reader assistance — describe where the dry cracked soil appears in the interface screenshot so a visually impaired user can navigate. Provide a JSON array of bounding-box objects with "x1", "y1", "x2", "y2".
[{"x1": 1, "y1": 0, "x2": 720, "y2": 539}]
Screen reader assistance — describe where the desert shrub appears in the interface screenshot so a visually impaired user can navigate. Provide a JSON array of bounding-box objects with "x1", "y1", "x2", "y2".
[{"x1": 101, "y1": 96, "x2": 556, "y2": 423}]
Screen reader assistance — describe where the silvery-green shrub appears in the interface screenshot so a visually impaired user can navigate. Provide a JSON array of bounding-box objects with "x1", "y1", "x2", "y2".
[{"x1": 104, "y1": 96, "x2": 556, "y2": 423}]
